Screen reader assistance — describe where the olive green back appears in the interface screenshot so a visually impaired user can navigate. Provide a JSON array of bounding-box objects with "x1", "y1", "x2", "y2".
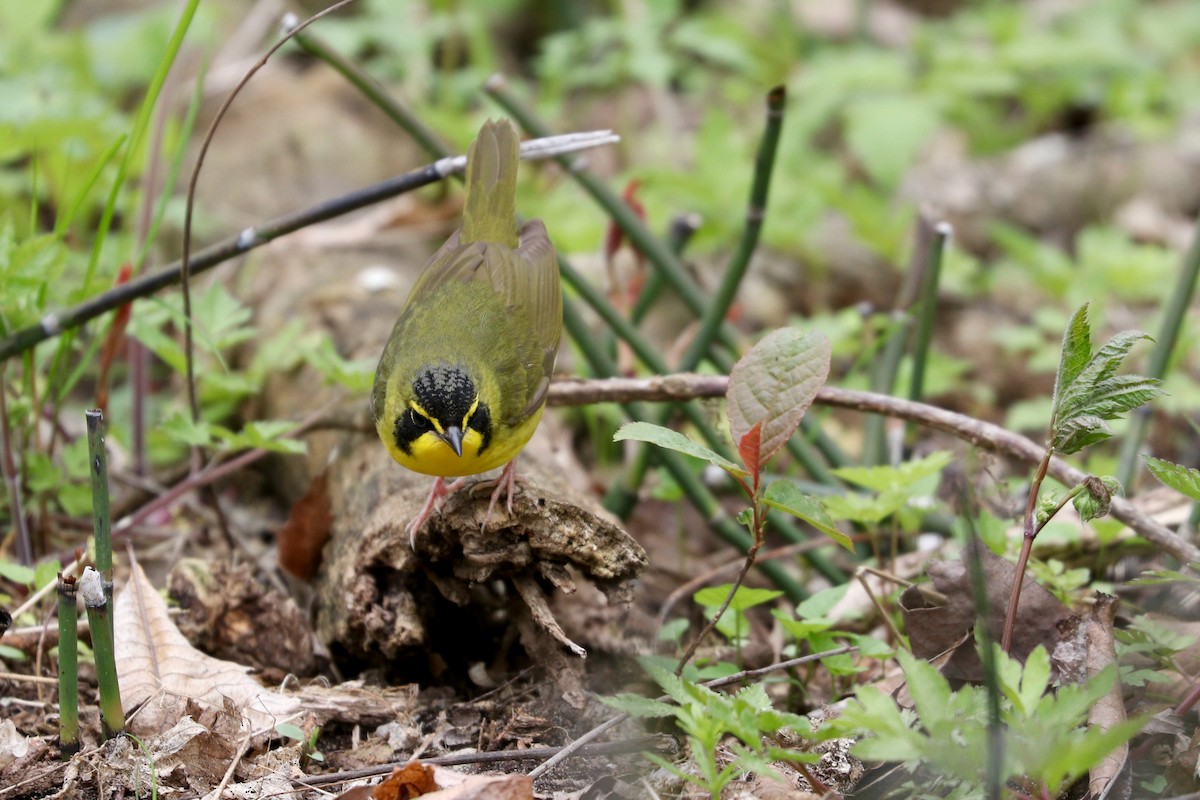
[{"x1": 371, "y1": 119, "x2": 562, "y2": 429}]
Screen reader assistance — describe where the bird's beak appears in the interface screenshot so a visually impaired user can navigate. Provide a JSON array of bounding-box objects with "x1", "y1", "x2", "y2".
[{"x1": 441, "y1": 426, "x2": 464, "y2": 457}]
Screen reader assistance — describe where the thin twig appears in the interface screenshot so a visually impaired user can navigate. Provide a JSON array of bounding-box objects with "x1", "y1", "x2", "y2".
[
  {"x1": 0, "y1": 130, "x2": 619, "y2": 365},
  {"x1": 545, "y1": 374, "x2": 1200, "y2": 564},
  {"x1": 179, "y1": 0, "x2": 358, "y2": 431},
  {"x1": 294, "y1": 737, "x2": 668, "y2": 788}
]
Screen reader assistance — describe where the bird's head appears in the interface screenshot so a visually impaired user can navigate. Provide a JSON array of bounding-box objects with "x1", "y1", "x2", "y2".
[{"x1": 391, "y1": 362, "x2": 493, "y2": 461}]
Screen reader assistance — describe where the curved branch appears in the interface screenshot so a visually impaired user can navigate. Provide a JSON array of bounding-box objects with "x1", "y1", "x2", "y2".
[{"x1": 547, "y1": 375, "x2": 1200, "y2": 564}]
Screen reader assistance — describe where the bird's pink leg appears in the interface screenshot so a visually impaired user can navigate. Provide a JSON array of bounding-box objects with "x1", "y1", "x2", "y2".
[
  {"x1": 482, "y1": 459, "x2": 520, "y2": 531},
  {"x1": 407, "y1": 476, "x2": 469, "y2": 550}
]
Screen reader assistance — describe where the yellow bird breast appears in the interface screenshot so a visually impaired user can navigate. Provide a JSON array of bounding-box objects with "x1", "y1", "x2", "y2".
[{"x1": 380, "y1": 405, "x2": 544, "y2": 478}]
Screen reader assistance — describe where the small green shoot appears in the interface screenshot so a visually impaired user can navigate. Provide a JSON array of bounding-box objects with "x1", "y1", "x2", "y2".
[
  {"x1": 605, "y1": 660, "x2": 816, "y2": 799},
  {"x1": 1003, "y1": 303, "x2": 1161, "y2": 652},
  {"x1": 615, "y1": 326, "x2": 836, "y2": 673},
  {"x1": 828, "y1": 646, "x2": 1144, "y2": 798},
  {"x1": 277, "y1": 722, "x2": 325, "y2": 768}
]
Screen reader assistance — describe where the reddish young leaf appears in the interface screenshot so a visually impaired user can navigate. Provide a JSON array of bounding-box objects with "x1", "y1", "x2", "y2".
[
  {"x1": 95, "y1": 263, "x2": 135, "y2": 413},
  {"x1": 602, "y1": 179, "x2": 646, "y2": 270},
  {"x1": 737, "y1": 421, "x2": 763, "y2": 485},
  {"x1": 727, "y1": 328, "x2": 831, "y2": 466}
]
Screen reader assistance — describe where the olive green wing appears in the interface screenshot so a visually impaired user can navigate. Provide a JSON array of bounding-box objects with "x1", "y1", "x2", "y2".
[{"x1": 510, "y1": 219, "x2": 562, "y2": 417}]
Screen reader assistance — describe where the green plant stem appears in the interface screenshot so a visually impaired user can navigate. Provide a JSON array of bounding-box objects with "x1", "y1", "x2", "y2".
[
  {"x1": 81, "y1": 567, "x2": 123, "y2": 739},
  {"x1": 908, "y1": 221, "x2": 951, "y2": 406},
  {"x1": 561, "y1": 257, "x2": 844, "y2": 584},
  {"x1": 85, "y1": 410, "x2": 114, "y2": 618},
  {"x1": 606, "y1": 88, "x2": 786, "y2": 516},
  {"x1": 484, "y1": 73, "x2": 741, "y2": 354},
  {"x1": 290, "y1": 29, "x2": 452, "y2": 159},
  {"x1": 681, "y1": 86, "x2": 786, "y2": 372},
  {"x1": 0, "y1": 367, "x2": 32, "y2": 563},
  {"x1": 861, "y1": 216, "x2": 947, "y2": 466},
  {"x1": 0, "y1": 131, "x2": 613, "y2": 363},
  {"x1": 673, "y1": 493, "x2": 767, "y2": 676},
  {"x1": 629, "y1": 212, "x2": 701, "y2": 325},
  {"x1": 485, "y1": 80, "x2": 847, "y2": 483},
  {"x1": 57, "y1": 575, "x2": 79, "y2": 759},
  {"x1": 957, "y1": 508, "x2": 1002, "y2": 800},
  {"x1": 1002, "y1": 448, "x2": 1053, "y2": 653},
  {"x1": 562, "y1": 298, "x2": 808, "y2": 601},
  {"x1": 1116, "y1": 211, "x2": 1200, "y2": 489}
]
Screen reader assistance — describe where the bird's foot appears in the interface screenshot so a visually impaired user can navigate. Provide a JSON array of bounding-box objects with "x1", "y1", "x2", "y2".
[
  {"x1": 473, "y1": 460, "x2": 525, "y2": 531},
  {"x1": 406, "y1": 476, "x2": 468, "y2": 550}
]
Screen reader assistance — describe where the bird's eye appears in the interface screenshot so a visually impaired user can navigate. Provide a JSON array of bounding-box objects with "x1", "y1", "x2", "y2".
[{"x1": 410, "y1": 410, "x2": 431, "y2": 430}]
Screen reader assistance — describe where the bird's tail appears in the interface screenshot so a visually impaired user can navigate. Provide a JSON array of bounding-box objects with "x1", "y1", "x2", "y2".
[{"x1": 460, "y1": 119, "x2": 520, "y2": 248}]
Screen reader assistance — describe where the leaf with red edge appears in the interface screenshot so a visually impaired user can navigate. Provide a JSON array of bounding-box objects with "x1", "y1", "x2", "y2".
[
  {"x1": 727, "y1": 328, "x2": 831, "y2": 466},
  {"x1": 96, "y1": 263, "x2": 135, "y2": 413},
  {"x1": 603, "y1": 178, "x2": 645, "y2": 267},
  {"x1": 737, "y1": 421, "x2": 763, "y2": 483}
]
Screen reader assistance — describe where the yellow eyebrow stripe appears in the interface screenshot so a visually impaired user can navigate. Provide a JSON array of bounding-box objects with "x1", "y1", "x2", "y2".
[
  {"x1": 462, "y1": 396, "x2": 479, "y2": 430},
  {"x1": 408, "y1": 400, "x2": 444, "y2": 435}
]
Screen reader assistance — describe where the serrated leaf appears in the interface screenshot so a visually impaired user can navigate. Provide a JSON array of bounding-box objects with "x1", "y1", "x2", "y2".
[
  {"x1": 614, "y1": 421, "x2": 747, "y2": 477},
  {"x1": 601, "y1": 693, "x2": 680, "y2": 719},
  {"x1": 1052, "y1": 414, "x2": 1112, "y2": 455},
  {"x1": 1145, "y1": 456, "x2": 1200, "y2": 502},
  {"x1": 762, "y1": 481, "x2": 853, "y2": 550},
  {"x1": 160, "y1": 411, "x2": 214, "y2": 448},
  {"x1": 1053, "y1": 303, "x2": 1093, "y2": 408},
  {"x1": 727, "y1": 328, "x2": 830, "y2": 467},
  {"x1": 832, "y1": 451, "x2": 953, "y2": 492}
]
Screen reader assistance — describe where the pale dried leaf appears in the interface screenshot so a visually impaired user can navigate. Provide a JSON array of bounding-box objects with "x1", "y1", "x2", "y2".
[
  {"x1": 425, "y1": 772, "x2": 533, "y2": 799},
  {"x1": 1087, "y1": 594, "x2": 1129, "y2": 799},
  {"x1": 0, "y1": 719, "x2": 30, "y2": 770},
  {"x1": 727, "y1": 328, "x2": 831, "y2": 468},
  {"x1": 114, "y1": 562, "x2": 300, "y2": 734}
]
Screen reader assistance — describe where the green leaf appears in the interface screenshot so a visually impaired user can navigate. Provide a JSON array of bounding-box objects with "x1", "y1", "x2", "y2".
[
  {"x1": 275, "y1": 722, "x2": 305, "y2": 741},
  {"x1": 614, "y1": 421, "x2": 747, "y2": 477},
  {"x1": 726, "y1": 328, "x2": 831, "y2": 468},
  {"x1": 1145, "y1": 456, "x2": 1200, "y2": 502},
  {"x1": 1052, "y1": 414, "x2": 1112, "y2": 455},
  {"x1": 795, "y1": 584, "x2": 849, "y2": 619},
  {"x1": 762, "y1": 481, "x2": 853, "y2": 550},
  {"x1": 832, "y1": 451, "x2": 954, "y2": 492},
  {"x1": 1053, "y1": 303, "x2": 1093, "y2": 407},
  {"x1": 160, "y1": 411, "x2": 214, "y2": 448},
  {"x1": 844, "y1": 94, "x2": 939, "y2": 188},
  {"x1": 897, "y1": 649, "x2": 952, "y2": 730},
  {"x1": 0, "y1": 561, "x2": 35, "y2": 585},
  {"x1": 693, "y1": 584, "x2": 782, "y2": 612},
  {"x1": 601, "y1": 693, "x2": 680, "y2": 719}
]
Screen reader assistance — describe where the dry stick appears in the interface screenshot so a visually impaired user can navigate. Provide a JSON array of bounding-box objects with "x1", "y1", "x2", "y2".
[
  {"x1": 293, "y1": 737, "x2": 669, "y2": 789},
  {"x1": 177, "y1": 0, "x2": 357, "y2": 430},
  {"x1": 526, "y1": 644, "x2": 857, "y2": 782},
  {"x1": 174, "y1": 0, "x2": 359, "y2": 558},
  {"x1": 546, "y1": 375, "x2": 1200, "y2": 565}
]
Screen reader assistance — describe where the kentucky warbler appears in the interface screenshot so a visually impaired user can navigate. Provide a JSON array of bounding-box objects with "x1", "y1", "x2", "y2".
[{"x1": 371, "y1": 119, "x2": 563, "y2": 548}]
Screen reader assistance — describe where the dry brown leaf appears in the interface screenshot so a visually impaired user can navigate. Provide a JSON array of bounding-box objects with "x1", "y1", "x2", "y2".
[
  {"x1": 371, "y1": 761, "x2": 439, "y2": 799},
  {"x1": 113, "y1": 562, "x2": 300, "y2": 735},
  {"x1": 1085, "y1": 594, "x2": 1129, "y2": 799},
  {"x1": 423, "y1": 773, "x2": 533, "y2": 800},
  {"x1": 899, "y1": 548, "x2": 1071, "y2": 682}
]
